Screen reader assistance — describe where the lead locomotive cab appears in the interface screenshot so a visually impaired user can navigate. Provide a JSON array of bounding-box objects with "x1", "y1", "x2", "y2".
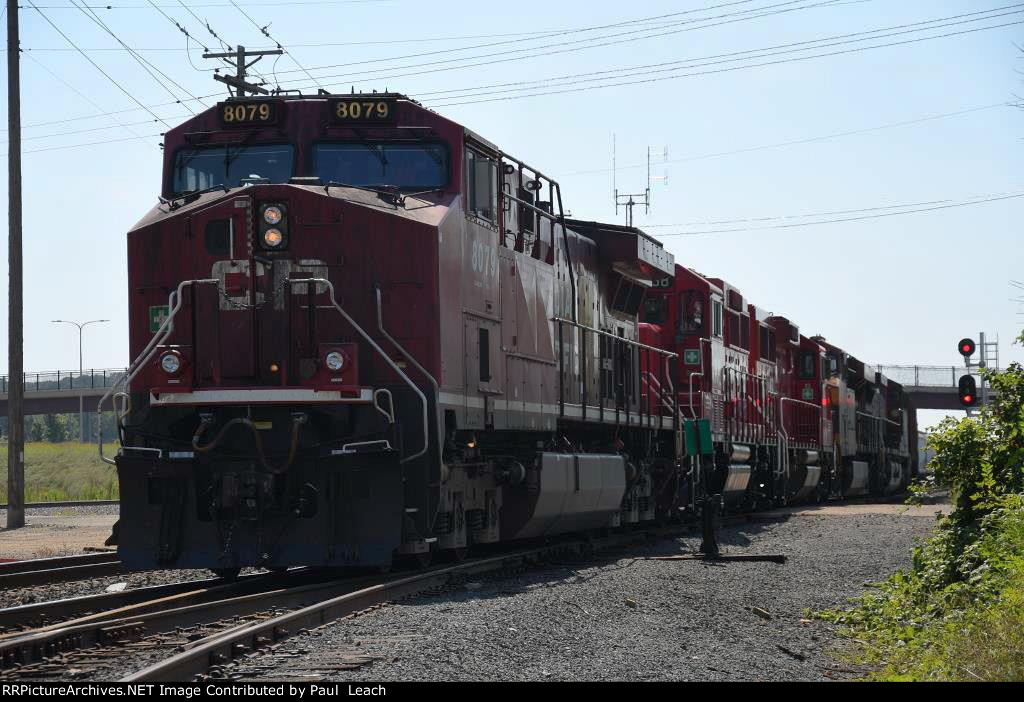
[{"x1": 107, "y1": 93, "x2": 682, "y2": 577}]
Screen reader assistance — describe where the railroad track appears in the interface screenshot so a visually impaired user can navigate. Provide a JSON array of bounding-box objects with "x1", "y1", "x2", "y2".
[
  {"x1": 0, "y1": 567, "x2": 364, "y2": 677},
  {"x1": 0, "y1": 527, "x2": 674, "y2": 681},
  {"x1": 0, "y1": 570, "x2": 280, "y2": 634},
  {"x1": 0, "y1": 493, "x2": 910, "y2": 681},
  {"x1": 0, "y1": 500, "x2": 119, "y2": 510},
  {"x1": 123, "y1": 529, "x2": 677, "y2": 682},
  {"x1": 0, "y1": 553, "x2": 123, "y2": 589}
]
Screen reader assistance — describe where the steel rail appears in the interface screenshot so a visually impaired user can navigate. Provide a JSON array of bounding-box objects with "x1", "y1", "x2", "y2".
[
  {"x1": 122, "y1": 531, "x2": 665, "y2": 682},
  {"x1": 0, "y1": 570, "x2": 287, "y2": 633},
  {"x1": 0, "y1": 553, "x2": 122, "y2": 588},
  {"x1": 0, "y1": 499, "x2": 119, "y2": 509},
  {"x1": 0, "y1": 552, "x2": 116, "y2": 576},
  {"x1": 0, "y1": 569, "x2": 371, "y2": 672}
]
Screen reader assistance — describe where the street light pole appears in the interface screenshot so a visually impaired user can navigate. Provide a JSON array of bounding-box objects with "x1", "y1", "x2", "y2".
[{"x1": 52, "y1": 319, "x2": 109, "y2": 441}]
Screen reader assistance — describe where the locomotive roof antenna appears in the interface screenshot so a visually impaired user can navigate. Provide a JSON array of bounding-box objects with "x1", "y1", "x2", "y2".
[{"x1": 203, "y1": 45, "x2": 282, "y2": 97}]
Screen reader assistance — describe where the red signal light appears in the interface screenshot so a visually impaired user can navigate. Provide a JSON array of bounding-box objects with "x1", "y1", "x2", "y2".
[
  {"x1": 958, "y1": 338, "x2": 976, "y2": 358},
  {"x1": 958, "y1": 374, "x2": 978, "y2": 407}
]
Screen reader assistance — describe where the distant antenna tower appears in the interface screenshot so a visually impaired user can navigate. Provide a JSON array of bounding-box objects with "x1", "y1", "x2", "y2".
[
  {"x1": 612, "y1": 135, "x2": 668, "y2": 227},
  {"x1": 1012, "y1": 280, "x2": 1024, "y2": 317}
]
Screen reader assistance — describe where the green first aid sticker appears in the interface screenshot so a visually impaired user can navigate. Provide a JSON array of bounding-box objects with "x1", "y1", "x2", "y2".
[
  {"x1": 684, "y1": 349, "x2": 700, "y2": 365},
  {"x1": 149, "y1": 305, "x2": 170, "y2": 333},
  {"x1": 802, "y1": 385, "x2": 814, "y2": 401}
]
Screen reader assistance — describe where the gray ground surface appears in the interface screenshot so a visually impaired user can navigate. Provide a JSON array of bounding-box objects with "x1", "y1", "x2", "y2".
[{"x1": 228, "y1": 505, "x2": 942, "y2": 682}]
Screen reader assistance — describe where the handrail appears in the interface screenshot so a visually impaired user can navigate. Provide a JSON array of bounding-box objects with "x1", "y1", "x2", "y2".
[
  {"x1": 550, "y1": 318, "x2": 678, "y2": 358},
  {"x1": 375, "y1": 286, "x2": 442, "y2": 470},
  {"x1": 293, "y1": 278, "x2": 430, "y2": 465},
  {"x1": 97, "y1": 279, "x2": 219, "y2": 465},
  {"x1": 855, "y1": 410, "x2": 901, "y2": 428},
  {"x1": 780, "y1": 396, "x2": 822, "y2": 445},
  {"x1": 687, "y1": 372, "x2": 703, "y2": 419},
  {"x1": 639, "y1": 370, "x2": 676, "y2": 418}
]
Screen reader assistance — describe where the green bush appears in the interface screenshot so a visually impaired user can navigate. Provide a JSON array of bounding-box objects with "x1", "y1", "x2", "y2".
[{"x1": 819, "y1": 332, "x2": 1024, "y2": 681}]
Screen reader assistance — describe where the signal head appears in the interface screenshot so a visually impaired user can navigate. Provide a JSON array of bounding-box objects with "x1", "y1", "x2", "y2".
[
  {"x1": 958, "y1": 374, "x2": 978, "y2": 407},
  {"x1": 958, "y1": 338, "x2": 976, "y2": 358}
]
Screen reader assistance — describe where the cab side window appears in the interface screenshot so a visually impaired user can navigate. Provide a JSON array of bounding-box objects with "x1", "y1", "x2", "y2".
[
  {"x1": 466, "y1": 148, "x2": 496, "y2": 222},
  {"x1": 679, "y1": 291, "x2": 705, "y2": 334},
  {"x1": 799, "y1": 351, "x2": 816, "y2": 379},
  {"x1": 711, "y1": 300, "x2": 723, "y2": 338}
]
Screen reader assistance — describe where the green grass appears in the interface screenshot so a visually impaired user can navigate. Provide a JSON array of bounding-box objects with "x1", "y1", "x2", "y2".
[{"x1": 0, "y1": 441, "x2": 119, "y2": 503}]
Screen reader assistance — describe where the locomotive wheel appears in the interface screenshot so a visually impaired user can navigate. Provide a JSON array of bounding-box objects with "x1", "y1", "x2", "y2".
[
  {"x1": 397, "y1": 549, "x2": 433, "y2": 569},
  {"x1": 440, "y1": 547, "x2": 469, "y2": 563},
  {"x1": 212, "y1": 567, "x2": 241, "y2": 581}
]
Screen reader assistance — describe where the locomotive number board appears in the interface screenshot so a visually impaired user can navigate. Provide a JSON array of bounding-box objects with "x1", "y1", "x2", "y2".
[
  {"x1": 329, "y1": 98, "x2": 396, "y2": 124},
  {"x1": 218, "y1": 101, "x2": 280, "y2": 126}
]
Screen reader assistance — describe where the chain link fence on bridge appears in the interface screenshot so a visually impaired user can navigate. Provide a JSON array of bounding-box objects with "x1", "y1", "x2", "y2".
[
  {"x1": 0, "y1": 365, "x2": 980, "y2": 393},
  {"x1": 0, "y1": 369, "x2": 127, "y2": 394},
  {"x1": 875, "y1": 365, "x2": 981, "y2": 388}
]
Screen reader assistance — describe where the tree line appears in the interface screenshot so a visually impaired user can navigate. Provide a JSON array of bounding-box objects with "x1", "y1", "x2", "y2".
[{"x1": 0, "y1": 412, "x2": 118, "y2": 443}]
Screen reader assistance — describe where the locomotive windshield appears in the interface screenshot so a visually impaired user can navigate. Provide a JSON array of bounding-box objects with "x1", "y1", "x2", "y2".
[
  {"x1": 313, "y1": 142, "x2": 448, "y2": 189},
  {"x1": 172, "y1": 144, "x2": 294, "y2": 193}
]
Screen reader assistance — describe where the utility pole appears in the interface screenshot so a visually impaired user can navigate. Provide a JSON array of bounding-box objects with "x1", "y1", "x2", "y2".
[
  {"x1": 203, "y1": 45, "x2": 282, "y2": 96},
  {"x1": 7, "y1": 0, "x2": 25, "y2": 529}
]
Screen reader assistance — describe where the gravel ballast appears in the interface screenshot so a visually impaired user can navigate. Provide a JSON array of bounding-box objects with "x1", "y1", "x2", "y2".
[{"x1": 228, "y1": 506, "x2": 941, "y2": 682}]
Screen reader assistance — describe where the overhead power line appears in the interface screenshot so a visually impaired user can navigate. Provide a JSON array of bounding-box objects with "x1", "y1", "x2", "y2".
[
  {"x1": 71, "y1": 0, "x2": 204, "y2": 112},
  {"x1": 423, "y1": 9, "x2": 1024, "y2": 107},
  {"x1": 273, "y1": 0, "x2": 844, "y2": 85},
  {"x1": 25, "y1": 0, "x2": 175, "y2": 129},
  {"x1": 22, "y1": 0, "x2": 396, "y2": 7},
  {"x1": 561, "y1": 103, "x2": 1010, "y2": 177},
  {"x1": 9, "y1": 4, "x2": 1016, "y2": 141},
  {"x1": 22, "y1": 53, "x2": 161, "y2": 148},
  {"x1": 414, "y1": 4, "x2": 1024, "y2": 104},
  {"x1": 651, "y1": 192, "x2": 1024, "y2": 236},
  {"x1": 266, "y1": 0, "x2": 771, "y2": 75},
  {"x1": 0, "y1": 132, "x2": 166, "y2": 157},
  {"x1": 227, "y1": 0, "x2": 322, "y2": 91}
]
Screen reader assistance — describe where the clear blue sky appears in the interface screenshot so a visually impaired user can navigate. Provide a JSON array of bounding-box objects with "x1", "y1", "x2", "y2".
[{"x1": 0, "y1": 0, "x2": 1021, "y2": 429}]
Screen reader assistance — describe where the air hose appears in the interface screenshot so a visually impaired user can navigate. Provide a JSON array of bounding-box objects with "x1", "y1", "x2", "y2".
[{"x1": 191, "y1": 415, "x2": 306, "y2": 474}]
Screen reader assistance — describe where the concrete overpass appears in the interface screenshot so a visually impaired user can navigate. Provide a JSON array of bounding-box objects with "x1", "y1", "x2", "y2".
[
  {"x1": 0, "y1": 369, "x2": 125, "y2": 418},
  {"x1": 0, "y1": 363, "x2": 987, "y2": 421},
  {"x1": 873, "y1": 364, "x2": 994, "y2": 411}
]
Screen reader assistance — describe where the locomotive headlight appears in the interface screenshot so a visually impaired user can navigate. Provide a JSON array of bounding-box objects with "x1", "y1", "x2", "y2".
[
  {"x1": 263, "y1": 206, "x2": 283, "y2": 225},
  {"x1": 325, "y1": 351, "x2": 346, "y2": 372},
  {"x1": 160, "y1": 351, "x2": 182, "y2": 375},
  {"x1": 263, "y1": 228, "x2": 284, "y2": 247}
]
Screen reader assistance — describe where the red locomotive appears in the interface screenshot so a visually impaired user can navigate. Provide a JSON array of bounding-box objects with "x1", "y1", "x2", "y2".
[{"x1": 101, "y1": 94, "x2": 916, "y2": 575}]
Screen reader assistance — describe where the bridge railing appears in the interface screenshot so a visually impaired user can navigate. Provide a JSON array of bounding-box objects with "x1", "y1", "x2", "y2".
[
  {"x1": 0, "y1": 368, "x2": 128, "y2": 394},
  {"x1": 874, "y1": 365, "x2": 981, "y2": 388}
]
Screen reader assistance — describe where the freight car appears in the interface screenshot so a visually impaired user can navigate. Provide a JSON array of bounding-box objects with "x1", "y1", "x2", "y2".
[{"x1": 100, "y1": 93, "x2": 916, "y2": 576}]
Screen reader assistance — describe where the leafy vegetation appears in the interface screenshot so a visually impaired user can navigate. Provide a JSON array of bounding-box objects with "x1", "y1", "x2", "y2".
[
  {"x1": 819, "y1": 332, "x2": 1024, "y2": 681},
  {"x1": 1, "y1": 412, "x2": 119, "y2": 444},
  {"x1": 0, "y1": 441, "x2": 118, "y2": 503}
]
